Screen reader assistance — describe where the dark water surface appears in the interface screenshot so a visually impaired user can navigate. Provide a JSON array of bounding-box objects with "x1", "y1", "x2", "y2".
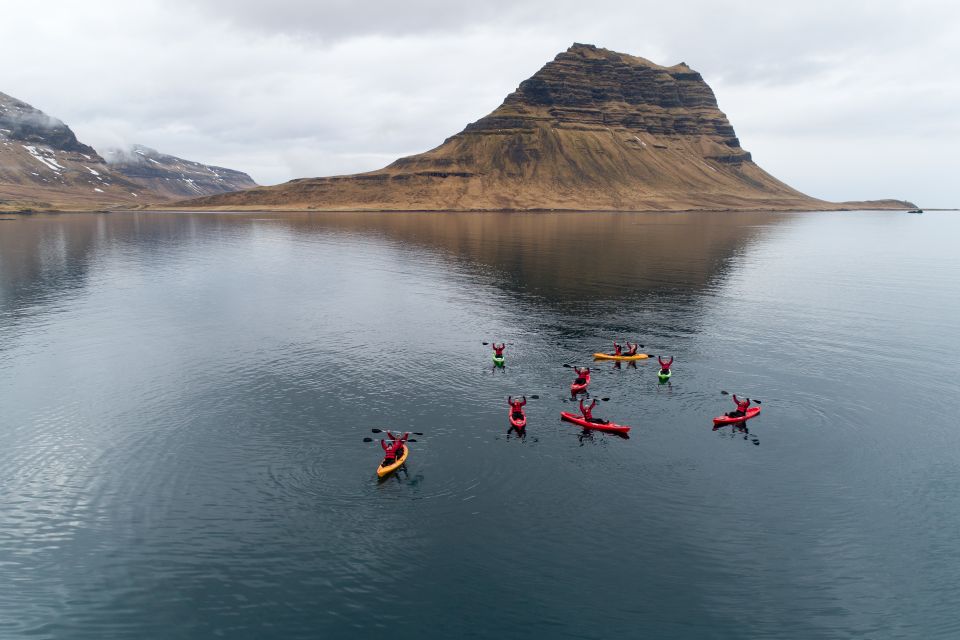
[{"x1": 1, "y1": 210, "x2": 958, "y2": 639}]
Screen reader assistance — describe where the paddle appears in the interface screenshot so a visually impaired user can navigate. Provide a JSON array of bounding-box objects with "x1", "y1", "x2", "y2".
[
  {"x1": 720, "y1": 391, "x2": 762, "y2": 404},
  {"x1": 365, "y1": 437, "x2": 417, "y2": 442},
  {"x1": 371, "y1": 428, "x2": 424, "y2": 435}
]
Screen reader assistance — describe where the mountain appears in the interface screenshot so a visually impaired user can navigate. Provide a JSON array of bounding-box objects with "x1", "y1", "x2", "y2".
[
  {"x1": 0, "y1": 92, "x2": 147, "y2": 210},
  {"x1": 103, "y1": 145, "x2": 257, "y2": 199},
  {"x1": 179, "y1": 44, "x2": 913, "y2": 212},
  {"x1": 1, "y1": 91, "x2": 257, "y2": 211}
]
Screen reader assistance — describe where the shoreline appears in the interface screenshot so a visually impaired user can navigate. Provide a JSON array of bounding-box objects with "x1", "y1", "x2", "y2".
[{"x1": 3, "y1": 206, "x2": 952, "y2": 216}]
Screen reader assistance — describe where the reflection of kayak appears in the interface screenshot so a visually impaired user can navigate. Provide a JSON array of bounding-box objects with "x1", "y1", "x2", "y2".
[
  {"x1": 493, "y1": 355, "x2": 505, "y2": 367},
  {"x1": 377, "y1": 445, "x2": 409, "y2": 478},
  {"x1": 509, "y1": 409, "x2": 526, "y2": 430},
  {"x1": 570, "y1": 371, "x2": 590, "y2": 394},
  {"x1": 593, "y1": 352, "x2": 649, "y2": 361},
  {"x1": 658, "y1": 369, "x2": 672, "y2": 381},
  {"x1": 712, "y1": 406, "x2": 761, "y2": 425},
  {"x1": 560, "y1": 411, "x2": 630, "y2": 434}
]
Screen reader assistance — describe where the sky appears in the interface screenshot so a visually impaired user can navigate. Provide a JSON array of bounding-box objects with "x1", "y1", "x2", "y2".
[{"x1": 2, "y1": 0, "x2": 957, "y2": 206}]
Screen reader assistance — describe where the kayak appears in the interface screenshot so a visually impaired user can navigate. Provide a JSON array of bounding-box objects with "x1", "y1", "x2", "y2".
[
  {"x1": 593, "y1": 352, "x2": 649, "y2": 361},
  {"x1": 509, "y1": 408, "x2": 527, "y2": 430},
  {"x1": 712, "y1": 406, "x2": 761, "y2": 426},
  {"x1": 493, "y1": 355, "x2": 505, "y2": 367},
  {"x1": 376, "y1": 445, "x2": 409, "y2": 479},
  {"x1": 560, "y1": 411, "x2": 631, "y2": 434},
  {"x1": 570, "y1": 371, "x2": 590, "y2": 394},
  {"x1": 658, "y1": 369, "x2": 672, "y2": 381}
]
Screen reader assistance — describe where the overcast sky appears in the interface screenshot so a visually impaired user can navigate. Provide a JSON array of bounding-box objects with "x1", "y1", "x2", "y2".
[{"x1": 2, "y1": 0, "x2": 957, "y2": 205}]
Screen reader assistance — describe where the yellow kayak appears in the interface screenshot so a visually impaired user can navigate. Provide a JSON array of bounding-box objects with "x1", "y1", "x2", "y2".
[
  {"x1": 377, "y1": 445, "x2": 409, "y2": 479},
  {"x1": 593, "y1": 352, "x2": 650, "y2": 361}
]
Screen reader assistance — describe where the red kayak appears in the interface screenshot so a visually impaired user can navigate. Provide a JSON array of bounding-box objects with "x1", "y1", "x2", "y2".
[
  {"x1": 570, "y1": 371, "x2": 590, "y2": 395},
  {"x1": 712, "y1": 406, "x2": 761, "y2": 425},
  {"x1": 560, "y1": 411, "x2": 630, "y2": 434},
  {"x1": 509, "y1": 407, "x2": 527, "y2": 430}
]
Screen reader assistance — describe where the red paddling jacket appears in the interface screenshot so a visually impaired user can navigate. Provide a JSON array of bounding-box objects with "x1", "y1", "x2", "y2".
[
  {"x1": 381, "y1": 431, "x2": 409, "y2": 461},
  {"x1": 732, "y1": 395, "x2": 751, "y2": 413},
  {"x1": 580, "y1": 398, "x2": 597, "y2": 419}
]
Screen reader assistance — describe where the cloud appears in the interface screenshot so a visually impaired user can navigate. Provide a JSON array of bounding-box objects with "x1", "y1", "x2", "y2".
[{"x1": 0, "y1": 0, "x2": 957, "y2": 204}]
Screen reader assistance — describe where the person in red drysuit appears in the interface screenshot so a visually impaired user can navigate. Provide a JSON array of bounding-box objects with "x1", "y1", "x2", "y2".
[
  {"x1": 612, "y1": 341, "x2": 623, "y2": 356},
  {"x1": 727, "y1": 394, "x2": 751, "y2": 418},
  {"x1": 380, "y1": 431, "x2": 409, "y2": 465},
  {"x1": 507, "y1": 395, "x2": 527, "y2": 419},
  {"x1": 580, "y1": 398, "x2": 608, "y2": 424},
  {"x1": 624, "y1": 342, "x2": 638, "y2": 356},
  {"x1": 492, "y1": 343, "x2": 505, "y2": 357},
  {"x1": 658, "y1": 356, "x2": 674, "y2": 374},
  {"x1": 573, "y1": 366, "x2": 590, "y2": 386}
]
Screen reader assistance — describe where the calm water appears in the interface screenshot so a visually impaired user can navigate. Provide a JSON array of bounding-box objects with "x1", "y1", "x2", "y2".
[{"x1": 1, "y1": 210, "x2": 958, "y2": 639}]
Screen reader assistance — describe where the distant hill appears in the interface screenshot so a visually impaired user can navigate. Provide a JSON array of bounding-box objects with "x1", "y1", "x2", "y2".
[
  {"x1": 0, "y1": 91, "x2": 146, "y2": 210},
  {"x1": 179, "y1": 44, "x2": 914, "y2": 212},
  {"x1": 0, "y1": 91, "x2": 256, "y2": 211},
  {"x1": 103, "y1": 145, "x2": 256, "y2": 200}
]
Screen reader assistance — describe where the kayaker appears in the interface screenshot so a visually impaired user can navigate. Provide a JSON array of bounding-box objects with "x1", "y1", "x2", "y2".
[
  {"x1": 612, "y1": 341, "x2": 623, "y2": 356},
  {"x1": 579, "y1": 398, "x2": 608, "y2": 424},
  {"x1": 380, "y1": 431, "x2": 409, "y2": 464},
  {"x1": 508, "y1": 395, "x2": 527, "y2": 418},
  {"x1": 658, "y1": 355, "x2": 674, "y2": 374},
  {"x1": 624, "y1": 342, "x2": 638, "y2": 356},
  {"x1": 727, "y1": 394, "x2": 751, "y2": 418},
  {"x1": 573, "y1": 366, "x2": 590, "y2": 385},
  {"x1": 492, "y1": 343, "x2": 505, "y2": 358}
]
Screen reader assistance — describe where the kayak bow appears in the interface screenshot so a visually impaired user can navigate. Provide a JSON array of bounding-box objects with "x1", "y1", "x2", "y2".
[
  {"x1": 377, "y1": 445, "x2": 410, "y2": 479},
  {"x1": 593, "y1": 352, "x2": 649, "y2": 361},
  {"x1": 509, "y1": 408, "x2": 527, "y2": 430},
  {"x1": 570, "y1": 371, "x2": 590, "y2": 394},
  {"x1": 712, "y1": 406, "x2": 761, "y2": 426},
  {"x1": 560, "y1": 411, "x2": 631, "y2": 434}
]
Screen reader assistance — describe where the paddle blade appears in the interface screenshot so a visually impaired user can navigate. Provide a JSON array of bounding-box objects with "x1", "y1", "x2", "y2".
[
  {"x1": 754, "y1": 399, "x2": 762, "y2": 404},
  {"x1": 412, "y1": 432, "x2": 424, "y2": 436},
  {"x1": 562, "y1": 363, "x2": 572, "y2": 368},
  {"x1": 407, "y1": 439, "x2": 418, "y2": 443},
  {"x1": 482, "y1": 341, "x2": 489, "y2": 345},
  {"x1": 530, "y1": 395, "x2": 540, "y2": 400},
  {"x1": 371, "y1": 428, "x2": 384, "y2": 433},
  {"x1": 363, "y1": 437, "x2": 373, "y2": 442},
  {"x1": 720, "y1": 390, "x2": 729, "y2": 395},
  {"x1": 601, "y1": 397, "x2": 610, "y2": 401}
]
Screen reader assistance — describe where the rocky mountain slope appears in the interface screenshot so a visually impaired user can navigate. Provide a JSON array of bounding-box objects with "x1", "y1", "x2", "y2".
[
  {"x1": 103, "y1": 145, "x2": 256, "y2": 199},
  {"x1": 0, "y1": 92, "x2": 147, "y2": 210},
  {"x1": 180, "y1": 44, "x2": 913, "y2": 212},
  {"x1": 1, "y1": 92, "x2": 256, "y2": 211}
]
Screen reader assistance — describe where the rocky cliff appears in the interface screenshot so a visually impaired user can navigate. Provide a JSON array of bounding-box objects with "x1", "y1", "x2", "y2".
[
  {"x1": 103, "y1": 145, "x2": 257, "y2": 199},
  {"x1": 1, "y1": 92, "x2": 257, "y2": 211},
  {"x1": 180, "y1": 44, "x2": 913, "y2": 212},
  {"x1": 0, "y1": 92, "x2": 147, "y2": 210}
]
